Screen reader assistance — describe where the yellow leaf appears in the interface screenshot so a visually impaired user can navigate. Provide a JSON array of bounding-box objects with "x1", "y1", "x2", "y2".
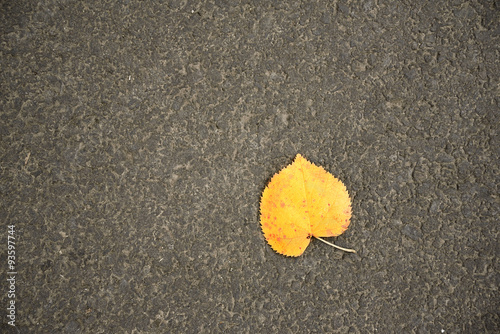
[{"x1": 260, "y1": 154, "x2": 355, "y2": 257}]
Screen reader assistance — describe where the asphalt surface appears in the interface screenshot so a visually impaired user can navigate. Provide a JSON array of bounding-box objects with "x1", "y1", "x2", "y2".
[{"x1": 1, "y1": 1, "x2": 499, "y2": 333}]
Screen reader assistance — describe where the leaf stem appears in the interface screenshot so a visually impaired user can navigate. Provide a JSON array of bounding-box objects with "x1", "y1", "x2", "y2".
[{"x1": 314, "y1": 237, "x2": 356, "y2": 253}]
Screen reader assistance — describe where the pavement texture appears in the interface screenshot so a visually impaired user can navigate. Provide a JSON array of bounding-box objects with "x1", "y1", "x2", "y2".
[{"x1": 1, "y1": 0, "x2": 499, "y2": 333}]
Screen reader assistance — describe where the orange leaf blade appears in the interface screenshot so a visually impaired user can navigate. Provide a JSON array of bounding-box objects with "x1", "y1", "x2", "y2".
[{"x1": 260, "y1": 154, "x2": 352, "y2": 257}]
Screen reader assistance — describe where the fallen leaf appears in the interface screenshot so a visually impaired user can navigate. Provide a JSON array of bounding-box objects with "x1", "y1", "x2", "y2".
[{"x1": 260, "y1": 154, "x2": 355, "y2": 257}]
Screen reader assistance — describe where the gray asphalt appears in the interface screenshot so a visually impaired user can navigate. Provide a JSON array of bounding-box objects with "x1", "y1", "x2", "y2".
[{"x1": 1, "y1": 1, "x2": 499, "y2": 333}]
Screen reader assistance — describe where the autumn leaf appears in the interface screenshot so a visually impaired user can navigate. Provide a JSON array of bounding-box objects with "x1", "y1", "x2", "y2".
[{"x1": 260, "y1": 154, "x2": 355, "y2": 257}]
